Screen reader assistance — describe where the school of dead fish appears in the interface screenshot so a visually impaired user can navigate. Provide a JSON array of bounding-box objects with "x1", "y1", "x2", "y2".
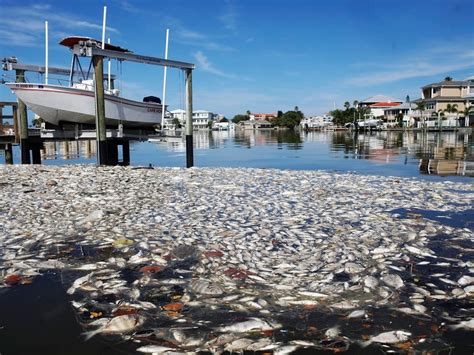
[{"x1": 0, "y1": 165, "x2": 473, "y2": 354}]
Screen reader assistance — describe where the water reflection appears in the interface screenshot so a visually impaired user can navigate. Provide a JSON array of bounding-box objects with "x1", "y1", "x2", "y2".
[
  {"x1": 34, "y1": 129, "x2": 474, "y2": 179},
  {"x1": 42, "y1": 140, "x2": 97, "y2": 160}
]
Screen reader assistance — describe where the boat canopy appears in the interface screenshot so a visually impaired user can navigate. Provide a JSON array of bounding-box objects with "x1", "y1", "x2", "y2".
[{"x1": 59, "y1": 36, "x2": 131, "y2": 53}]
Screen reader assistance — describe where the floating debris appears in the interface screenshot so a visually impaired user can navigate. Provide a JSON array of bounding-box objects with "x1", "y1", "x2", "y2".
[{"x1": 0, "y1": 165, "x2": 472, "y2": 353}]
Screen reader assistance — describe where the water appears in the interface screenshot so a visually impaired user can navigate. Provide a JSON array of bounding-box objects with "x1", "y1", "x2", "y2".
[{"x1": 7, "y1": 129, "x2": 473, "y2": 181}]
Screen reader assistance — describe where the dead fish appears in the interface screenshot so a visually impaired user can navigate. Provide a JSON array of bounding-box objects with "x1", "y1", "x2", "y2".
[
  {"x1": 67, "y1": 273, "x2": 93, "y2": 295},
  {"x1": 274, "y1": 345, "x2": 299, "y2": 354},
  {"x1": 450, "y1": 318, "x2": 474, "y2": 330},
  {"x1": 217, "y1": 318, "x2": 280, "y2": 332},
  {"x1": 136, "y1": 345, "x2": 176, "y2": 353},
  {"x1": 83, "y1": 314, "x2": 144, "y2": 340},
  {"x1": 368, "y1": 330, "x2": 411, "y2": 344},
  {"x1": 224, "y1": 338, "x2": 254, "y2": 352},
  {"x1": 347, "y1": 310, "x2": 366, "y2": 319},
  {"x1": 458, "y1": 275, "x2": 474, "y2": 286},
  {"x1": 189, "y1": 279, "x2": 223, "y2": 296},
  {"x1": 381, "y1": 274, "x2": 404, "y2": 289},
  {"x1": 325, "y1": 326, "x2": 340, "y2": 338}
]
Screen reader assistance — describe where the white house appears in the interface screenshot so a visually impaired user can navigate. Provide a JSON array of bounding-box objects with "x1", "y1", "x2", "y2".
[{"x1": 168, "y1": 109, "x2": 216, "y2": 130}]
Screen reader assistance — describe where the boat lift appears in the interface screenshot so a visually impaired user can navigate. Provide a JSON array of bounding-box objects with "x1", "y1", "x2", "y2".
[
  {"x1": 1, "y1": 56, "x2": 118, "y2": 164},
  {"x1": 72, "y1": 39, "x2": 196, "y2": 167}
]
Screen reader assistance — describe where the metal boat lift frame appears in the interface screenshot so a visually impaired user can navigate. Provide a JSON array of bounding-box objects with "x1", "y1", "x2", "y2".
[{"x1": 73, "y1": 39, "x2": 196, "y2": 167}]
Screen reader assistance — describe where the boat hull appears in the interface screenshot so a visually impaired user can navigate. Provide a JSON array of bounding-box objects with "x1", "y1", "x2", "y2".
[{"x1": 5, "y1": 83, "x2": 163, "y2": 127}]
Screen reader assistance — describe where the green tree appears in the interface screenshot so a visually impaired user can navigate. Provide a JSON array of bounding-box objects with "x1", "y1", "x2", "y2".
[
  {"x1": 344, "y1": 101, "x2": 350, "y2": 110},
  {"x1": 274, "y1": 110, "x2": 302, "y2": 129},
  {"x1": 277, "y1": 110, "x2": 283, "y2": 118},
  {"x1": 32, "y1": 116, "x2": 44, "y2": 128},
  {"x1": 171, "y1": 118, "x2": 182, "y2": 128},
  {"x1": 353, "y1": 100, "x2": 359, "y2": 108},
  {"x1": 416, "y1": 101, "x2": 426, "y2": 127},
  {"x1": 444, "y1": 76, "x2": 453, "y2": 82},
  {"x1": 232, "y1": 114, "x2": 249, "y2": 123},
  {"x1": 246, "y1": 110, "x2": 251, "y2": 116},
  {"x1": 444, "y1": 103, "x2": 458, "y2": 114}
]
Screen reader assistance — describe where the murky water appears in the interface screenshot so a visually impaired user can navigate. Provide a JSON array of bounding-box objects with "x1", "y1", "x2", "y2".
[{"x1": 4, "y1": 130, "x2": 473, "y2": 180}]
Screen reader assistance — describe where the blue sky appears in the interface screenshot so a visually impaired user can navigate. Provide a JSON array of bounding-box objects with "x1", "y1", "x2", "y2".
[{"x1": 0, "y1": 0, "x2": 473, "y2": 118}]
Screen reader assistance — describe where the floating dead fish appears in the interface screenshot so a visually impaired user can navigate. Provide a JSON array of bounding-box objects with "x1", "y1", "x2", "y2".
[
  {"x1": 217, "y1": 318, "x2": 280, "y2": 333},
  {"x1": 368, "y1": 330, "x2": 411, "y2": 344},
  {"x1": 83, "y1": 314, "x2": 144, "y2": 340},
  {"x1": 189, "y1": 279, "x2": 223, "y2": 296},
  {"x1": 381, "y1": 274, "x2": 404, "y2": 289}
]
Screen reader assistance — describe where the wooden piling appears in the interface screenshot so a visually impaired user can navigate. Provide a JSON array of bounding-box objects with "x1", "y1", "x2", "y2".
[
  {"x1": 5, "y1": 144, "x2": 13, "y2": 164},
  {"x1": 92, "y1": 55, "x2": 109, "y2": 165},
  {"x1": 12, "y1": 105, "x2": 19, "y2": 143},
  {"x1": 122, "y1": 140, "x2": 130, "y2": 166},
  {"x1": 31, "y1": 143, "x2": 42, "y2": 164},
  {"x1": 15, "y1": 70, "x2": 30, "y2": 164},
  {"x1": 185, "y1": 68, "x2": 193, "y2": 168}
]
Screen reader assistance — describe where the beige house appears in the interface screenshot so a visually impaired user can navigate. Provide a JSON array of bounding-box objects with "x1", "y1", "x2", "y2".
[{"x1": 421, "y1": 79, "x2": 472, "y2": 113}]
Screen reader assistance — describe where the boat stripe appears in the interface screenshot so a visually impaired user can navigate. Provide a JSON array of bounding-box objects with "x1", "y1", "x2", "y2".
[{"x1": 10, "y1": 87, "x2": 163, "y2": 110}]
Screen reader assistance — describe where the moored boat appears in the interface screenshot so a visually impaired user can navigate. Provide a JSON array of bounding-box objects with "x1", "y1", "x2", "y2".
[{"x1": 4, "y1": 36, "x2": 164, "y2": 127}]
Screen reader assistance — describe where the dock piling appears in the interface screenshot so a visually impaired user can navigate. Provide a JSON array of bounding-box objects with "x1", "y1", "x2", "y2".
[
  {"x1": 185, "y1": 68, "x2": 193, "y2": 168},
  {"x1": 15, "y1": 69, "x2": 30, "y2": 164},
  {"x1": 5, "y1": 144, "x2": 13, "y2": 164},
  {"x1": 92, "y1": 55, "x2": 109, "y2": 165}
]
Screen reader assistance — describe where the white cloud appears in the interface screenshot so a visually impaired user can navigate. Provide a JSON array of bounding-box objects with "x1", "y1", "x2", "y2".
[
  {"x1": 0, "y1": 3, "x2": 119, "y2": 48},
  {"x1": 218, "y1": 0, "x2": 238, "y2": 33},
  {"x1": 346, "y1": 42, "x2": 474, "y2": 86},
  {"x1": 194, "y1": 51, "x2": 247, "y2": 80}
]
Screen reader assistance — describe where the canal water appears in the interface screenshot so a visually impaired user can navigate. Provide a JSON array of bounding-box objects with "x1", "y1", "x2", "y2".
[{"x1": 4, "y1": 130, "x2": 473, "y2": 181}]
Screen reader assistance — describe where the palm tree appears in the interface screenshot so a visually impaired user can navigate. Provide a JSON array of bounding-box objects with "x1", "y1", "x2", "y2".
[
  {"x1": 445, "y1": 103, "x2": 458, "y2": 114},
  {"x1": 444, "y1": 76, "x2": 453, "y2": 82},
  {"x1": 416, "y1": 101, "x2": 426, "y2": 128},
  {"x1": 353, "y1": 100, "x2": 359, "y2": 108},
  {"x1": 344, "y1": 101, "x2": 350, "y2": 110},
  {"x1": 444, "y1": 103, "x2": 459, "y2": 126},
  {"x1": 462, "y1": 106, "x2": 473, "y2": 126}
]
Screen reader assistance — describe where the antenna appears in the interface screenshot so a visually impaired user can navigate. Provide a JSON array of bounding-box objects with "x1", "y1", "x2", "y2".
[
  {"x1": 45, "y1": 21, "x2": 48, "y2": 85},
  {"x1": 107, "y1": 38, "x2": 111, "y2": 90},
  {"x1": 161, "y1": 29, "x2": 170, "y2": 130},
  {"x1": 101, "y1": 7, "x2": 107, "y2": 50}
]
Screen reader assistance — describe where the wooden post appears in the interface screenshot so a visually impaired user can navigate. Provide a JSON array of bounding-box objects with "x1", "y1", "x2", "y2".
[
  {"x1": 122, "y1": 140, "x2": 130, "y2": 166},
  {"x1": 185, "y1": 68, "x2": 193, "y2": 168},
  {"x1": 31, "y1": 143, "x2": 42, "y2": 164},
  {"x1": 5, "y1": 144, "x2": 13, "y2": 164},
  {"x1": 0, "y1": 105, "x2": 3, "y2": 133},
  {"x1": 12, "y1": 105, "x2": 19, "y2": 143},
  {"x1": 16, "y1": 70, "x2": 30, "y2": 164},
  {"x1": 93, "y1": 55, "x2": 108, "y2": 165}
]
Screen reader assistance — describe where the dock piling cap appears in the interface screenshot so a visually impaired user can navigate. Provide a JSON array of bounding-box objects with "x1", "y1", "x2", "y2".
[{"x1": 59, "y1": 36, "x2": 131, "y2": 53}]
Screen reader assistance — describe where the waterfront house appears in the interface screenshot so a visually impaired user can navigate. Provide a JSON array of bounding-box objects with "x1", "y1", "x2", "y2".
[
  {"x1": 358, "y1": 95, "x2": 403, "y2": 118},
  {"x1": 169, "y1": 109, "x2": 217, "y2": 130},
  {"x1": 239, "y1": 119, "x2": 274, "y2": 130},
  {"x1": 300, "y1": 115, "x2": 333, "y2": 129},
  {"x1": 383, "y1": 102, "x2": 419, "y2": 128},
  {"x1": 249, "y1": 113, "x2": 277, "y2": 121},
  {"x1": 416, "y1": 77, "x2": 474, "y2": 128}
]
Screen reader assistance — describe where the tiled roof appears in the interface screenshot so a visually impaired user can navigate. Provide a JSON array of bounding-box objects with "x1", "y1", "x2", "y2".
[
  {"x1": 422, "y1": 80, "x2": 469, "y2": 88},
  {"x1": 361, "y1": 94, "x2": 402, "y2": 104}
]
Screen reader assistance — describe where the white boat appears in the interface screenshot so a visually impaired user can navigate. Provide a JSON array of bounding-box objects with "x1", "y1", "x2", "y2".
[
  {"x1": 5, "y1": 37, "x2": 164, "y2": 127},
  {"x1": 357, "y1": 118, "x2": 381, "y2": 128}
]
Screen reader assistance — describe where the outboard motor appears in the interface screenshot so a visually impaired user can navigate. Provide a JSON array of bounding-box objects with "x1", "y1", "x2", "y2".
[{"x1": 143, "y1": 96, "x2": 161, "y2": 104}]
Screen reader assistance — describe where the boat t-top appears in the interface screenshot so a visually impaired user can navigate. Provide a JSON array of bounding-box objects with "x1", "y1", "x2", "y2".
[{"x1": 5, "y1": 36, "x2": 165, "y2": 128}]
